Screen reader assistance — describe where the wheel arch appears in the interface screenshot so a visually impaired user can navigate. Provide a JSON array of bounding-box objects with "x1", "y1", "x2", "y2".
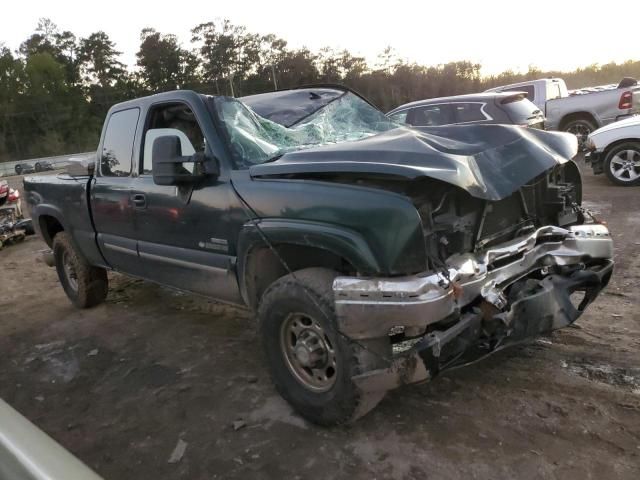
[
  {"x1": 601, "y1": 138, "x2": 640, "y2": 159},
  {"x1": 237, "y1": 219, "x2": 381, "y2": 309},
  {"x1": 35, "y1": 207, "x2": 67, "y2": 246},
  {"x1": 559, "y1": 111, "x2": 599, "y2": 130}
]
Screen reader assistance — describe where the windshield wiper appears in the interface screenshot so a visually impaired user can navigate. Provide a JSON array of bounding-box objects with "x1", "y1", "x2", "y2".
[{"x1": 262, "y1": 153, "x2": 284, "y2": 164}]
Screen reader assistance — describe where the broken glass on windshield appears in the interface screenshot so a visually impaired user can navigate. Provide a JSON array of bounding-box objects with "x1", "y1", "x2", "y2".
[{"x1": 214, "y1": 92, "x2": 398, "y2": 167}]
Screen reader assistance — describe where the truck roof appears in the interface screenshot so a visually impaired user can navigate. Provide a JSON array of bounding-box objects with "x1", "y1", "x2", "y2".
[
  {"x1": 240, "y1": 87, "x2": 345, "y2": 127},
  {"x1": 485, "y1": 78, "x2": 565, "y2": 93},
  {"x1": 107, "y1": 90, "x2": 209, "y2": 113}
]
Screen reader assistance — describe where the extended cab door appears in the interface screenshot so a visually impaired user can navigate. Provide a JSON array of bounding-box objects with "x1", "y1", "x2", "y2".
[
  {"x1": 91, "y1": 107, "x2": 146, "y2": 277},
  {"x1": 132, "y1": 100, "x2": 243, "y2": 304}
]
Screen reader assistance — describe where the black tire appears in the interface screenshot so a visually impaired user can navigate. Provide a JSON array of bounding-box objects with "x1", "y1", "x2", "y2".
[
  {"x1": 35, "y1": 163, "x2": 42, "y2": 172},
  {"x1": 15, "y1": 165, "x2": 22, "y2": 175},
  {"x1": 563, "y1": 117, "x2": 597, "y2": 150},
  {"x1": 603, "y1": 141, "x2": 640, "y2": 186},
  {"x1": 52, "y1": 232, "x2": 108, "y2": 308},
  {"x1": 258, "y1": 267, "x2": 386, "y2": 426}
]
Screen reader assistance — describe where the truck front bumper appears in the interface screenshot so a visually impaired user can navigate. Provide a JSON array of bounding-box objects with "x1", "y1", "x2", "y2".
[{"x1": 333, "y1": 224, "x2": 613, "y2": 392}]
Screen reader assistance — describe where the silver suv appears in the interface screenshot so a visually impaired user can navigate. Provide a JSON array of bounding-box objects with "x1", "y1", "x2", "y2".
[{"x1": 387, "y1": 92, "x2": 544, "y2": 129}]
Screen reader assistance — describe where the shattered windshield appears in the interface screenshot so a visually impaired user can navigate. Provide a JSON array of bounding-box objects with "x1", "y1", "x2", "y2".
[{"x1": 214, "y1": 92, "x2": 398, "y2": 167}]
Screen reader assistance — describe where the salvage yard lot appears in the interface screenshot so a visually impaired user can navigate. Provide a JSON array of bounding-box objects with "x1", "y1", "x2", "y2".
[{"x1": 1, "y1": 162, "x2": 639, "y2": 479}]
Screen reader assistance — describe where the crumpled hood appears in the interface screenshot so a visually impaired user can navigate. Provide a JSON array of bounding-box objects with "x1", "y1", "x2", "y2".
[{"x1": 249, "y1": 125, "x2": 578, "y2": 201}]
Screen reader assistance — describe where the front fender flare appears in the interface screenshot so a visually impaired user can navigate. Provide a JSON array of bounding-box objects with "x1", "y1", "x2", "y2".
[{"x1": 236, "y1": 219, "x2": 381, "y2": 305}]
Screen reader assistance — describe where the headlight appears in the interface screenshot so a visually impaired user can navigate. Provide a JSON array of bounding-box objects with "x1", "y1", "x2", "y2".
[{"x1": 585, "y1": 137, "x2": 596, "y2": 151}]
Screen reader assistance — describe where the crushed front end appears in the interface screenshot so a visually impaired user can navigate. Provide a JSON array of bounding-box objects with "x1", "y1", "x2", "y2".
[{"x1": 333, "y1": 165, "x2": 613, "y2": 393}]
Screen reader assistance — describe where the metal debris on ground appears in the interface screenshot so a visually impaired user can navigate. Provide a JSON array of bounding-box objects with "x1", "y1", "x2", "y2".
[
  {"x1": 167, "y1": 438, "x2": 188, "y2": 464},
  {"x1": 233, "y1": 420, "x2": 247, "y2": 431}
]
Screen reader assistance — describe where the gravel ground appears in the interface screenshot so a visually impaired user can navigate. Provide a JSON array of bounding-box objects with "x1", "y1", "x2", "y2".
[{"x1": 1, "y1": 162, "x2": 639, "y2": 479}]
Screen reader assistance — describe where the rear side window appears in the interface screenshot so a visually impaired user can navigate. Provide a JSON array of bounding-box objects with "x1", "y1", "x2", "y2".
[
  {"x1": 409, "y1": 104, "x2": 454, "y2": 126},
  {"x1": 546, "y1": 83, "x2": 562, "y2": 101},
  {"x1": 454, "y1": 103, "x2": 487, "y2": 123},
  {"x1": 101, "y1": 108, "x2": 140, "y2": 177},
  {"x1": 502, "y1": 85, "x2": 535, "y2": 101},
  {"x1": 501, "y1": 98, "x2": 541, "y2": 123}
]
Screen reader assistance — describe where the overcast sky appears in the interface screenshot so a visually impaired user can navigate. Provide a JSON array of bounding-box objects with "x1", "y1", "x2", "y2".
[{"x1": 2, "y1": 0, "x2": 638, "y2": 75}]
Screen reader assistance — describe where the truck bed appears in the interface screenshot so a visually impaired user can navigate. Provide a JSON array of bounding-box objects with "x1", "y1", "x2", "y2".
[
  {"x1": 546, "y1": 85, "x2": 640, "y2": 130},
  {"x1": 23, "y1": 173, "x2": 105, "y2": 267}
]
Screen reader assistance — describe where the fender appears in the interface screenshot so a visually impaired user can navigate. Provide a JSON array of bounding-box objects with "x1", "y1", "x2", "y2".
[
  {"x1": 28, "y1": 202, "x2": 69, "y2": 244},
  {"x1": 29, "y1": 201, "x2": 107, "y2": 268},
  {"x1": 236, "y1": 218, "x2": 382, "y2": 306}
]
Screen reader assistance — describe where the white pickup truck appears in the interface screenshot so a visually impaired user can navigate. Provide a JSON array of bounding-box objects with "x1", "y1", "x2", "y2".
[{"x1": 486, "y1": 78, "x2": 640, "y2": 147}]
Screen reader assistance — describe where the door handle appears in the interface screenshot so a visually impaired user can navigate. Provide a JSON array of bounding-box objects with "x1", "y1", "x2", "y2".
[{"x1": 131, "y1": 193, "x2": 146, "y2": 208}]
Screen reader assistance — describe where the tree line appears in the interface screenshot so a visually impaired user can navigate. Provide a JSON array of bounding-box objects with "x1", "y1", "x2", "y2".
[{"x1": 1, "y1": 18, "x2": 639, "y2": 161}]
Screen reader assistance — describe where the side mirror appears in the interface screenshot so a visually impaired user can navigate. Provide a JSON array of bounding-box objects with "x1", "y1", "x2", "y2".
[{"x1": 152, "y1": 135, "x2": 206, "y2": 186}]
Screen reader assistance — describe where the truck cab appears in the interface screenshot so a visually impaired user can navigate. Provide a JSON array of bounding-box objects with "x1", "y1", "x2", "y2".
[{"x1": 486, "y1": 78, "x2": 567, "y2": 112}]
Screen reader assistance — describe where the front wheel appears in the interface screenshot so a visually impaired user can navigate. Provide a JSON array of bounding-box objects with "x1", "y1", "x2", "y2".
[
  {"x1": 14, "y1": 165, "x2": 22, "y2": 175},
  {"x1": 258, "y1": 268, "x2": 386, "y2": 426},
  {"x1": 604, "y1": 142, "x2": 640, "y2": 186},
  {"x1": 52, "y1": 232, "x2": 109, "y2": 308}
]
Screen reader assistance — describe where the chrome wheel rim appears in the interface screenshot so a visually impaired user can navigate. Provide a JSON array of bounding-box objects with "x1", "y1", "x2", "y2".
[
  {"x1": 279, "y1": 312, "x2": 337, "y2": 392},
  {"x1": 610, "y1": 149, "x2": 640, "y2": 182},
  {"x1": 566, "y1": 123, "x2": 592, "y2": 148},
  {"x1": 62, "y1": 251, "x2": 78, "y2": 291}
]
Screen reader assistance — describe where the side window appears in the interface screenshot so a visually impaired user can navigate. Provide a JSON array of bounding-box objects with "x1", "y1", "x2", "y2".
[
  {"x1": 454, "y1": 103, "x2": 487, "y2": 123},
  {"x1": 141, "y1": 103, "x2": 206, "y2": 175},
  {"x1": 546, "y1": 83, "x2": 561, "y2": 101},
  {"x1": 503, "y1": 85, "x2": 535, "y2": 101},
  {"x1": 388, "y1": 111, "x2": 408, "y2": 124},
  {"x1": 101, "y1": 108, "x2": 140, "y2": 177},
  {"x1": 409, "y1": 105, "x2": 454, "y2": 126}
]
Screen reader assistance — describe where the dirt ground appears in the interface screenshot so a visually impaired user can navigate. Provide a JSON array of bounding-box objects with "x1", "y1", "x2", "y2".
[{"x1": 1, "y1": 162, "x2": 639, "y2": 479}]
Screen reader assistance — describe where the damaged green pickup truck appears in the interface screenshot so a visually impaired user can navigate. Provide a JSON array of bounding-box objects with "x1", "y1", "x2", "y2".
[{"x1": 25, "y1": 86, "x2": 613, "y2": 425}]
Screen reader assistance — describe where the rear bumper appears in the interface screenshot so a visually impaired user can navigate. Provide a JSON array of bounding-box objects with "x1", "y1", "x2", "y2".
[{"x1": 333, "y1": 224, "x2": 614, "y2": 392}]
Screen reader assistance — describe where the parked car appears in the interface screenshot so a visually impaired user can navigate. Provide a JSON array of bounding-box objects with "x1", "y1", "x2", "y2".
[
  {"x1": 35, "y1": 160, "x2": 55, "y2": 172},
  {"x1": 0, "y1": 180, "x2": 7, "y2": 206},
  {"x1": 485, "y1": 77, "x2": 640, "y2": 147},
  {"x1": 0, "y1": 398, "x2": 102, "y2": 479},
  {"x1": 14, "y1": 163, "x2": 35, "y2": 175},
  {"x1": 585, "y1": 115, "x2": 640, "y2": 186},
  {"x1": 25, "y1": 87, "x2": 613, "y2": 425},
  {"x1": 386, "y1": 92, "x2": 544, "y2": 129}
]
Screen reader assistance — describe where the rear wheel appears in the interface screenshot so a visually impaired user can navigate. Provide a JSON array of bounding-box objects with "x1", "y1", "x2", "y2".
[
  {"x1": 604, "y1": 142, "x2": 640, "y2": 186},
  {"x1": 52, "y1": 232, "x2": 109, "y2": 308},
  {"x1": 563, "y1": 117, "x2": 597, "y2": 150},
  {"x1": 258, "y1": 268, "x2": 386, "y2": 426},
  {"x1": 35, "y1": 162, "x2": 42, "y2": 172},
  {"x1": 14, "y1": 165, "x2": 22, "y2": 175}
]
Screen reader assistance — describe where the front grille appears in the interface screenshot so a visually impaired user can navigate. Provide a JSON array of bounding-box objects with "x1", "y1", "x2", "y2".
[{"x1": 477, "y1": 193, "x2": 532, "y2": 249}]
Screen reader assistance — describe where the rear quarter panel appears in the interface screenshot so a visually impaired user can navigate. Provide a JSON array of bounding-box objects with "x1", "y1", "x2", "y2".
[{"x1": 24, "y1": 174, "x2": 106, "y2": 267}]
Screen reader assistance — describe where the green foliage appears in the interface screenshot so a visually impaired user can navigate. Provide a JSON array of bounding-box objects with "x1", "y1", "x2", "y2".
[{"x1": 1, "y1": 18, "x2": 639, "y2": 162}]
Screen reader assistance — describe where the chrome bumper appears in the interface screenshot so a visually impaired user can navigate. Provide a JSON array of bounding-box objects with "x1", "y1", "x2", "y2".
[{"x1": 334, "y1": 224, "x2": 613, "y2": 340}]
